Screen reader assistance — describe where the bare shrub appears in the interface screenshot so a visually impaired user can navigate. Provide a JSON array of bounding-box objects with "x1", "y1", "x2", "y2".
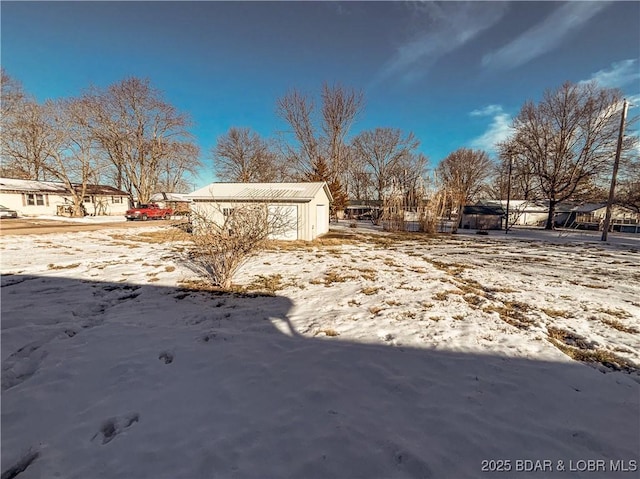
[{"x1": 184, "y1": 202, "x2": 296, "y2": 289}]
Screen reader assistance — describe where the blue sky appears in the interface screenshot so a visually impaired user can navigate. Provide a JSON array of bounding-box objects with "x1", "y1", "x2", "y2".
[{"x1": 2, "y1": 1, "x2": 639, "y2": 189}]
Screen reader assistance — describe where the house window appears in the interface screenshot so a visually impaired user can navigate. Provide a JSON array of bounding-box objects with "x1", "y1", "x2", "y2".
[
  {"x1": 26, "y1": 194, "x2": 45, "y2": 206},
  {"x1": 83, "y1": 196, "x2": 93, "y2": 203},
  {"x1": 112, "y1": 196, "x2": 123, "y2": 204},
  {"x1": 223, "y1": 208, "x2": 235, "y2": 217}
]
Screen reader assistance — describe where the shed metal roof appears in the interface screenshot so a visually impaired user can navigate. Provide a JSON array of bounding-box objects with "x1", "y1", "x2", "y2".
[
  {"x1": 187, "y1": 182, "x2": 332, "y2": 202},
  {"x1": 150, "y1": 192, "x2": 192, "y2": 203}
]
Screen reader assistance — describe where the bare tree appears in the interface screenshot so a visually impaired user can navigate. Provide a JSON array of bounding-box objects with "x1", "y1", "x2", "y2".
[
  {"x1": 491, "y1": 143, "x2": 538, "y2": 201},
  {"x1": 436, "y1": 148, "x2": 493, "y2": 230},
  {"x1": 616, "y1": 158, "x2": 640, "y2": 212},
  {"x1": 213, "y1": 127, "x2": 277, "y2": 182},
  {"x1": 510, "y1": 82, "x2": 630, "y2": 229},
  {"x1": 276, "y1": 83, "x2": 363, "y2": 203},
  {"x1": 1, "y1": 69, "x2": 26, "y2": 117},
  {"x1": 351, "y1": 128, "x2": 422, "y2": 201},
  {"x1": 276, "y1": 88, "x2": 318, "y2": 177},
  {"x1": 320, "y1": 82, "x2": 364, "y2": 181},
  {"x1": 1, "y1": 71, "x2": 49, "y2": 180},
  {"x1": 185, "y1": 202, "x2": 297, "y2": 289},
  {"x1": 90, "y1": 77, "x2": 198, "y2": 204},
  {"x1": 156, "y1": 142, "x2": 201, "y2": 193},
  {"x1": 39, "y1": 97, "x2": 107, "y2": 216}
]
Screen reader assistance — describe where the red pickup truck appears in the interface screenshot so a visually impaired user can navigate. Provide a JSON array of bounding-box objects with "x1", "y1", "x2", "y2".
[{"x1": 125, "y1": 203, "x2": 173, "y2": 221}]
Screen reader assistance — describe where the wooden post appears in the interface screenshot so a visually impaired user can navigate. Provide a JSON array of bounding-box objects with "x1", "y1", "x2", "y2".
[{"x1": 601, "y1": 99, "x2": 628, "y2": 242}]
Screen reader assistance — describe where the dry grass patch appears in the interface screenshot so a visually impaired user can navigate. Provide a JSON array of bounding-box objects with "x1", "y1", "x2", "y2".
[
  {"x1": 408, "y1": 266, "x2": 428, "y2": 274},
  {"x1": 548, "y1": 338, "x2": 640, "y2": 375},
  {"x1": 244, "y1": 274, "x2": 289, "y2": 293},
  {"x1": 48, "y1": 263, "x2": 81, "y2": 270},
  {"x1": 353, "y1": 267, "x2": 377, "y2": 281},
  {"x1": 325, "y1": 269, "x2": 357, "y2": 286},
  {"x1": 600, "y1": 317, "x2": 639, "y2": 334},
  {"x1": 547, "y1": 326, "x2": 593, "y2": 350},
  {"x1": 397, "y1": 283, "x2": 422, "y2": 291},
  {"x1": 463, "y1": 294, "x2": 485, "y2": 307},
  {"x1": 485, "y1": 285, "x2": 519, "y2": 294},
  {"x1": 369, "y1": 305, "x2": 384, "y2": 315},
  {"x1": 361, "y1": 286, "x2": 380, "y2": 295},
  {"x1": 265, "y1": 232, "x2": 358, "y2": 252},
  {"x1": 433, "y1": 290, "x2": 457, "y2": 301},
  {"x1": 310, "y1": 269, "x2": 356, "y2": 286},
  {"x1": 425, "y1": 258, "x2": 471, "y2": 276},
  {"x1": 128, "y1": 228, "x2": 191, "y2": 244},
  {"x1": 176, "y1": 279, "x2": 274, "y2": 297},
  {"x1": 541, "y1": 308, "x2": 573, "y2": 319},
  {"x1": 598, "y1": 307, "x2": 632, "y2": 319},
  {"x1": 483, "y1": 300, "x2": 535, "y2": 330},
  {"x1": 314, "y1": 328, "x2": 340, "y2": 337},
  {"x1": 383, "y1": 258, "x2": 401, "y2": 268}
]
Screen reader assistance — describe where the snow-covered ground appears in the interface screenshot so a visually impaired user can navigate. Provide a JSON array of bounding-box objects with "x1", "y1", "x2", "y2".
[{"x1": 1, "y1": 224, "x2": 639, "y2": 478}]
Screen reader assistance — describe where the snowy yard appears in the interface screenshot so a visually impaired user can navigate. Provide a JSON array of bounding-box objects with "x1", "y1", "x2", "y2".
[{"x1": 1, "y1": 224, "x2": 639, "y2": 478}]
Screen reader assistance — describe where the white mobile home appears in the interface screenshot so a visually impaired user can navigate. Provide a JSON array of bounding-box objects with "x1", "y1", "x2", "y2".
[
  {"x1": 186, "y1": 182, "x2": 333, "y2": 241},
  {"x1": 0, "y1": 177, "x2": 130, "y2": 217}
]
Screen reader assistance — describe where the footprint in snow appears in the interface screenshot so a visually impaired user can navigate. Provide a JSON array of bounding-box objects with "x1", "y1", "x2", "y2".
[
  {"x1": 92, "y1": 413, "x2": 140, "y2": 445},
  {"x1": 158, "y1": 351, "x2": 174, "y2": 364}
]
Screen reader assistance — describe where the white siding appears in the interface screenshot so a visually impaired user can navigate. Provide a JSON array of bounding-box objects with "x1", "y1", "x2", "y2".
[
  {"x1": 268, "y1": 205, "x2": 298, "y2": 240},
  {"x1": 0, "y1": 191, "x2": 129, "y2": 217}
]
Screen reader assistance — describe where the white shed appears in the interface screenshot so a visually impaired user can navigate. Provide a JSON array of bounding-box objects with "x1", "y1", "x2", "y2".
[{"x1": 186, "y1": 182, "x2": 333, "y2": 241}]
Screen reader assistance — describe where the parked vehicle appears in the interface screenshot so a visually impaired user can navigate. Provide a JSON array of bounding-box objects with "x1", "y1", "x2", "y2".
[
  {"x1": 125, "y1": 203, "x2": 172, "y2": 221},
  {"x1": 0, "y1": 204, "x2": 18, "y2": 219}
]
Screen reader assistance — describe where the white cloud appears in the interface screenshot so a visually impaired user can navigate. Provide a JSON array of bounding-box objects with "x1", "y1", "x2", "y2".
[
  {"x1": 579, "y1": 59, "x2": 640, "y2": 89},
  {"x1": 371, "y1": 2, "x2": 507, "y2": 86},
  {"x1": 470, "y1": 104, "x2": 504, "y2": 117},
  {"x1": 483, "y1": 2, "x2": 611, "y2": 70},
  {"x1": 469, "y1": 105, "x2": 514, "y2": 154}
]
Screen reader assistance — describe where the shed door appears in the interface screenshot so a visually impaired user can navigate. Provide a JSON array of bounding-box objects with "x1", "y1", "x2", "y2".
[
  {"x1": 268, "y1": 205, "x2": 298, "y2": 240},
  {"x1": 316, "y1": 204, "x2": 328, "y2": 236}
]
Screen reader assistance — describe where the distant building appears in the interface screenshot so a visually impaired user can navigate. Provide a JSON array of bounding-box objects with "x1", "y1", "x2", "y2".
[
  {"x1": 0, "y1": 177, "x2": 129, "y2": 217},
  {"x1": 464, "y1": 199, "x2": 639, "y2": 231},
  {"x1": 149, "y1": 192, "x2": 192, "y2": 216},
  {"x1": 461, "y1": 204, "x2": 504, "y2": 230}
]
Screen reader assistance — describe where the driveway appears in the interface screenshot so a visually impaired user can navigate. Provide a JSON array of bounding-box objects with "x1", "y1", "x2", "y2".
[{"x1": 0, "y1": 218, "x2": 174, "y2": 236}]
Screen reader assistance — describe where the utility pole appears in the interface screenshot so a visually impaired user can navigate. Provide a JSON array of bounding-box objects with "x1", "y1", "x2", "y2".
[
  {"x1": 601, "y1": 99, "x2": 628, "y2": 242},
  {"x1": 505, "y1": 149, "x2": 513, "y2": 234}
]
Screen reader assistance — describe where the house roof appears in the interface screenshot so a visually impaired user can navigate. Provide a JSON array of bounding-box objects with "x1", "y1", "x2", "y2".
[
  {"x1": 571, "y1": 203, "x2": 606, "y2": 213},
  {"x1": 463, "y1": 204, "x2": 505, "y2": 216},
  {"x1": 81, "y1": 184, "x2": 128, "y2": 196},
  {"x1": 0, "y1": 177, "x2": 67, "y2": 194},
  {"x1": 187, "y1": 182, "x2": 333, "y2": 203},
  {"x1": 0, "y1": 177, "x2": 128, "y2": 196},
  {"x1": 150, "y1": 192, "x2": 192, "y2": 203}
]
